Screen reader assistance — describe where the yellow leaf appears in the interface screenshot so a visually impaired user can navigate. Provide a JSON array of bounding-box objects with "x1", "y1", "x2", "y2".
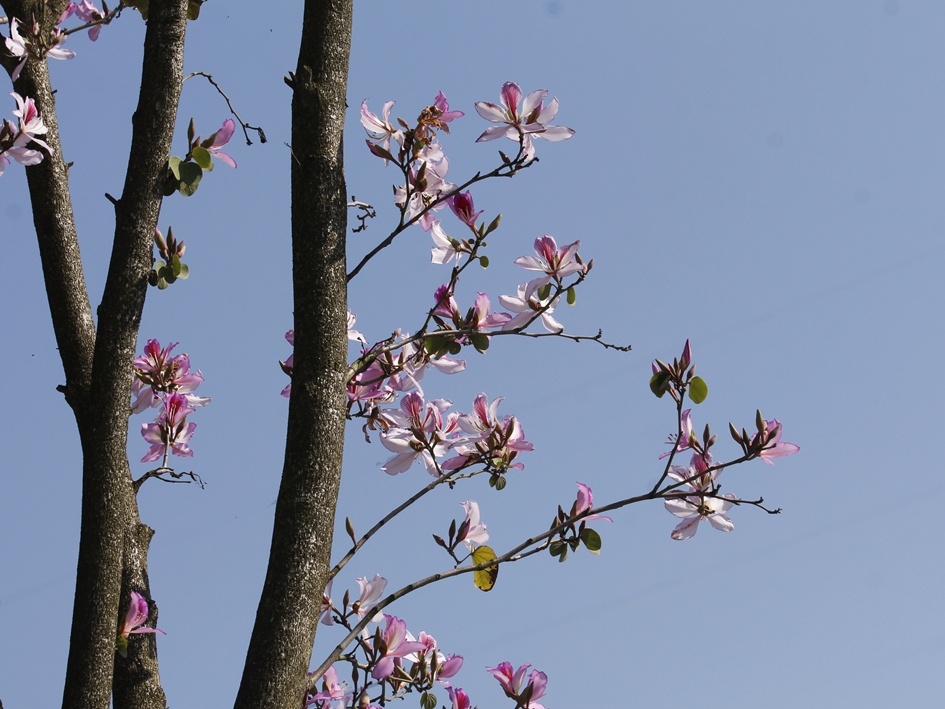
[{"x1": 471, "y1": 545, "x2": 498, "y2": 592}]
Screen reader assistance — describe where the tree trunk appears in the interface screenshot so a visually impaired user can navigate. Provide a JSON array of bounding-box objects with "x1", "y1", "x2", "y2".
[{"x1": 233, "y1": 1, "x2": 353, "y2": 707}]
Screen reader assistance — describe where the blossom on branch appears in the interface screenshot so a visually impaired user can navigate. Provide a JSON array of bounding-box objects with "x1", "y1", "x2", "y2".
[
  {"x1": 4, "y1": 17, "x2": 75, "y2": 83},
  {"x1": 663, "y1": 453, "x2": 736, "y2": 540},
  {"x1": 370, "y1": 615, "x2": 427, "y2": 681},
  {"x1": 0, "y1": 92, "x2": 53, "y2": 176},
  {"x1": 116, "y1": 590, "x2": 165, "y2": 656},
  {"x1": 499, "y1": 282, "x2": 563, "y2": 333},
  {"x1": 457, "y1": 500, "x2": 489, "y2": 549},
  {"x1": 752, "y1": 419, "x2": 800, "y2": 464},
  {"x1": 487, "y1": 661, "x2": 549, "y2": 709},
  {"x1": 475, "y1": 81, "x2": 574, "y2": 161}
]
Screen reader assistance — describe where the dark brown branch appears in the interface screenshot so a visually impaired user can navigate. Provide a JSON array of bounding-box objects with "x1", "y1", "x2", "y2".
[{"x1": 183, "y1": 71, "x2": 266, "y2": 145}]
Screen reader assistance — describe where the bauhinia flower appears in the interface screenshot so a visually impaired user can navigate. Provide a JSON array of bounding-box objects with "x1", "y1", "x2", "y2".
[
  {"x1": 305, "y1": 665, "x2": 351, "y2": 708},
  {"x1": 353, "y1": 574, "x2": 387, "y2": 621},
  {"x1": 379, "y1": 392, "x2": 459, "y2": 475},
  {"x1": 486, "y1": 661, "x2": 549, "y2": 709},
  {"x1": 59, "y1": 1, "x2": 106, "y2": 41},
  {"x1": 361, "y1": 99, "x2": 403, "y2": 159},
  {"x1": 4, "y1": 17, "x2": 75, "y2": 83},
  {"x1": 572, "y1": 482, "x2": 612, "y2": 523},
  {"x1": 514, "y1": 235, "x2": 585, "y2": 293},
  {"x1": 447, "y1": 687, "x2": 472, "y2": 709},
  {"x1": 659, "y1": 408, "x2": 694, "y2": 460},
  {"x1": 457, "y1": 500, "x2": 489, "y2": 549},
  {"x1": 201, "y1": 118, "x2": 237, "y2": 168},
  {"x1": 132, "y1": 339, "x2": 209, "y2": 412},
  {"x1": 475, "y1": 81, "x2": 574, "y2": 161},
  {"x1": 116, "y1": 590, "x2": 165, "y2": 657},
  {"x1": 752, "y1": 419, "x2": 800, "y2": 464},
  {"x1": 370, "y1": 615, "x2": 427, "y2": 680},
  {"x1": 0, "y1": 92, "x2": 53, "y2": 176},
  {"x1": 448, "y1": 190, "x2": 482, "y2": 229},
  {"x1": 499, "y1": 282, "x2": 563, "y2": 333},
  {"x1": 663, "y1": 453, "x2": 736, "y2": 540},
  {"x1": 140, "y1": 392, "x2": 197, "y2": 463}
]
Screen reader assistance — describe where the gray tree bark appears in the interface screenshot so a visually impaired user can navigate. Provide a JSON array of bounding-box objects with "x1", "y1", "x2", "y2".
[{"x1": 233, "y1": 1, "x2": 353, "y2": 707}]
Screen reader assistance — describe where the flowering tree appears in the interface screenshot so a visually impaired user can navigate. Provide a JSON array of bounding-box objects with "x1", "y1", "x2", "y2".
[{"x1": 0, "y1": 2, "x2": 798, "y2": 709}]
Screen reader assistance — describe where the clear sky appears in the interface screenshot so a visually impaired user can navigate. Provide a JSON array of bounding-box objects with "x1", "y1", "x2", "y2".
[{"x1": 2, "y1": 1, "x2": 944, "y2": 707}]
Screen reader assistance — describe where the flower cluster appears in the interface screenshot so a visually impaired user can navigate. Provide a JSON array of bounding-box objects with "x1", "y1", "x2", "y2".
[
  {"x1": 132, "y1": 339, "x2": 209, "y2": 465},
  {"x1": 655, "y1": 342, "x2": 799, "y2": 539}
]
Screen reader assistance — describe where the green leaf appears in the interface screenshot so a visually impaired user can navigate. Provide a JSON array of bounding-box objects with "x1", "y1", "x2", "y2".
[
  {"x1": 581, "y1": 527, "x2": 602, "y2": 555},
  {"x1": 566, "y1": 286, "x2": 576, "y2": 306},
  {"x1": 176, "y1": 162, "x2": 203, "y2": 196},
  {"x1": 424, "y1": 334, "x2": 448, "y2": 355},
  {"x1": 689, "y1": 376, "x2": 708, "y2": 404},
  {"x1": 447, "y1": 341, "x2": 462, "y2": 356},
  {"x1": 468, "y1": 332, "x2": 490, "y2": 353},
  {"x1": 479, "y1": 255, "x2": 489, "y2": 269},
  {"x1": 176, "y1": 262, "x2": 189, "y2": 280},
  {"x1": 115, "y1": 635, "x2": 129, "y2": 658},
  {"x1": 420, "y1": 692, "x2": 438, "y2": 709},
  {"x1": 191, "y1": 145, "x2": 213, "y2": 171},
  {"x1": 537, "y1": 283, "x2": 552, "y2": 300},
  {"x1": 649, "y1": 371, "x2": 670, "y2": 398},
  {"x1": 168, "y1": 156, "x2": 182, "y2": 180}
]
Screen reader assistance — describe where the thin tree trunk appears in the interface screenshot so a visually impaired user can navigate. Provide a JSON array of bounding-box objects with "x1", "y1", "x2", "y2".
[{"x1": 233, "y1": 1, "x2": 353, "y2": 707}]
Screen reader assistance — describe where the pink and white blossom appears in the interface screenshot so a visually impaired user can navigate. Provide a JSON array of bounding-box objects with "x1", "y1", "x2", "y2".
[
  {"x1": 486, "y1": 661, "x2": 548, "y2": 709},
  {"x1": 305, "y1": 665, "x2": 350, "y2": 709},
  {"x1": 752, "y1": 419, "x2": 800, "y2": 464},
  {"x1": 514, "y1": 235, "x2": 584, "y2": 293},
  {"x1": 659, "y1": 408, "x2": 694, "y2": 460},
  {"x1": 572, "y1": 482, "x2": 612, "y2": 523},
  {"x1": 379, "y1": 392, "x2": 459, "y2": 475},
  {"x1": 475, "y1": 82, "x2": 574, "y2": 161},
  {"x1": 353, "y1": 574, "x2": 387, "y2": 621},
  {"x1": 201, "y1": 118, "x2": 237, "y2": 168},
  {"x1": 663, "y1": 453, "x2": 735, "y2": 540},
  {"x1": 140, "y1": 392, "x2": 197, "y2": 463},
  {"x1": 370, "y1": 615, "x2": 427, "y2": 681},
  {"x1": 119, "y1": 591, "x2": 166, "y2": 640},
  {"x1": 499, "y1": 282, "x2": 563, "y2": 333},
  {"x1": 458, "y1": 500, "x2": 489, "y2": 549}
]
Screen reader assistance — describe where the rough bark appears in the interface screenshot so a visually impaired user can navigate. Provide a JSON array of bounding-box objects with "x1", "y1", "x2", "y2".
[
  {"x1": 233, "y1": 1, "x2": 353, "y2": 707},
  {"x1": 2, "y1": 0, "x2": 188, "y2": 707}
]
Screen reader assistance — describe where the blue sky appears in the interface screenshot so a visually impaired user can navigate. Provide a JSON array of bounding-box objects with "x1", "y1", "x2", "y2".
[{"x1": 2, "y1": 1, "x2": 944, "y2": 707}]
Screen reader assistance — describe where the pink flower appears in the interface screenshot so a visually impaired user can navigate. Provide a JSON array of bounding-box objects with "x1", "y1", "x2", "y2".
[
  {"x1": 0, "y1": 93, "x2": 53, "y2": 175},
  {"x1": 429, "y1": 220, "x2": 465, "y2": 265},
  {"x1": 353, "y1": 574, "x2": 387, "y2": 621},
  {"x1": 60, "y1": 2, "x2": 105, "y2": 41},
  {"x1": 663, "y1": 453, "x2": 736, "y2": 540},
  {"x1": 572, "y1": 483, "x2": 612, "y2": 523},
  {"x1": 318, "y1": 580, "x2": 334, "y2": 626},
  {"x1": 659, "y1": 408, "x2": 694, "y2": 460},
  {"x1": 475, "y1": 82, "x2": 574, "y2": 161},
  {"x1": 457, "y1": 500, "x2": 489, "y2": 549},
  {"x1": 4, "y1": 18, "x2": 75, "y2": 82},
  {"x1": 499, "y1": 282, "x2": 564, "y2": 333},
  {"x1": 448, "y1": 191, "x2": 482, "y2": 228},
  {"x1": 514, "y1": 235, "x2": 584, "y2": 294},
  {"x1": 132, "y1": 339, "x2": 209, "y2": 412},
  {"x1": 370, "y1": 615, "x2": 427, "y2": 680},
  {"x1": 379, "y1": 392, "x2": 459, "y2": 475},
  {"x1": 201, "y1": 119, "x2": 237, "y2": 168},
  {"x1": 447, "y1": 687, "x2": 471, "y2": 709},
  {"x1": 443, "y1": 395, "x2": 533, "y2": 474},
  {"x1": 752, "y1": 419, "x2": 800, "y2": 464},
  {"x1": 361, "y1": 99, "x2": 403, "y2": 158},
  {"x1": 306, "y1": 665, "x2": 351, "y2": 708},
  {"x1": 433, "y1": 91, "x2": 464, "y2": 125},
  {"x1": 119, "y1": 591, "x2": 166, "y2": 639},
  {"x1": 140, "y1": 392, "x2": 197, "y2": 463},
  {"x1": 486, "y1": 661, "x2": 548, "y2": 709}
]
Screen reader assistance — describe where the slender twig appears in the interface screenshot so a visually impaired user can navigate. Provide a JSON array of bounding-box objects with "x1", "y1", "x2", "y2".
[
  {"x1": 183, "y1": 71, "x2": 266, "y2": 145},
  {"x1": 132, "y1": 467, "x2": 205, "y2": 493},
  {"x1": 347, "y1": 143, "x2": 531, "y2": 281},
  {"x1": 347, "y1": 197, "x2": 376, "y2": 233}
]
